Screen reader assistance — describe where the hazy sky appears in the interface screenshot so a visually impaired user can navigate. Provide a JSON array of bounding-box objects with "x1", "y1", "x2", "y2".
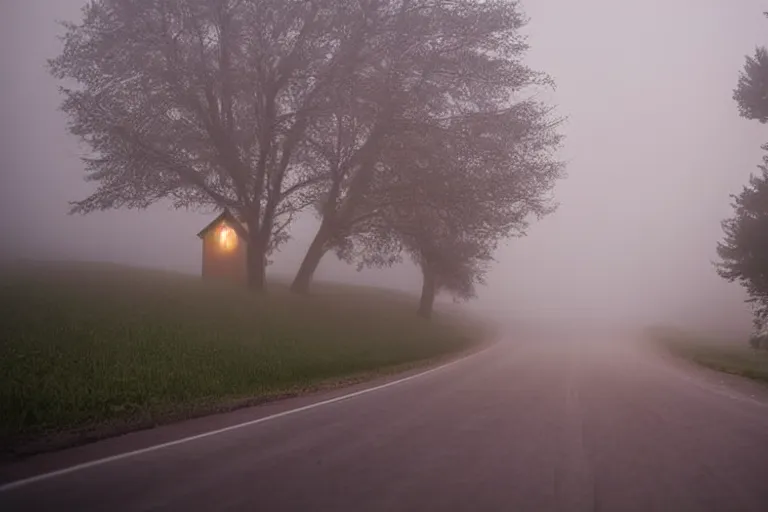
[{"x1": 1, "y1": 0, "x2": 766, "y2": 333}]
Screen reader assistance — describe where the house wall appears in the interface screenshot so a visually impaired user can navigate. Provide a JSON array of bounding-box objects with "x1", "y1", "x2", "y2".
[{"x1": 201, "y1": 221, "x2": 247, "y2": 285}]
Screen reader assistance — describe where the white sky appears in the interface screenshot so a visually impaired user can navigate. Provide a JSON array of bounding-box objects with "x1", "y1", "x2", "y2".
[{"x1": 1, "y1": 0, "x2": 766, "y2": 334}]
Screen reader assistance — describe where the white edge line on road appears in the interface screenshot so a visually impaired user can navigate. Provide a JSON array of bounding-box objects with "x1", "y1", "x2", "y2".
[{"x1": 0, "y1": 346, "x2": 492, "y2": 493}]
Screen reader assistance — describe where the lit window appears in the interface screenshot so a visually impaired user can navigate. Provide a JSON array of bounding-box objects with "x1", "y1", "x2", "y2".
[{"x1": 217, "y1": 224, "x2": 237, "y2": 250}]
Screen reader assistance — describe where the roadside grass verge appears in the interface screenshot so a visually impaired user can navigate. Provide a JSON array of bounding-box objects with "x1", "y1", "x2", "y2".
[
  {"x1": 0, "y1": 261, "x2": 488, "y2": 456},
  {"x1": 648, "y1": 327, "x2": 768, "y2": 384}
]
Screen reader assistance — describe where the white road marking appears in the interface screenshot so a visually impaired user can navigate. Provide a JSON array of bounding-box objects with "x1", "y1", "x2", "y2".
[{"x1": 0, "y1": 346, "x2": 492, "y2": 493}]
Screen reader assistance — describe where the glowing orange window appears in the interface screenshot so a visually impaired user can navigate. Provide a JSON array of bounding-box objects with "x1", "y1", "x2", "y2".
[{"x1": 217, "y1": 224, "x2": 237, "y2": 251}]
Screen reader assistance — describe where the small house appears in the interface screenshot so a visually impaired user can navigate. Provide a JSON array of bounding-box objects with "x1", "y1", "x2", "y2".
[{"x1": 197, "y1": 209, "x2": 248, "y2": 284}]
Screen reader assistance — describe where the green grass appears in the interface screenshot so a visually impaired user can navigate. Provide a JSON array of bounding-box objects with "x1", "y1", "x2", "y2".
[
  {"x1": 649, "y1": 327, "x2": 768, "y2": 383},
  {"x1": 0, "y1": 261, "x2": 485, "y2": 454}
]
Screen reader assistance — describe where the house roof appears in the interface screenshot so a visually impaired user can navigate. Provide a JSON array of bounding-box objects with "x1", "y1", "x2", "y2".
[{"x1": 196, "y1": 209, "x2": 248, "y2": 239}]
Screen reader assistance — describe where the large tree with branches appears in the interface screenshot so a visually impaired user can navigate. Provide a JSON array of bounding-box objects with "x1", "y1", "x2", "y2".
[
  {"x1": 288, "y1": 0, "x2": 562, "y2": 294},
  {"x1": 345, "y1": 103, "x2": 562, "y2": 317},
  {"x1": 50, "y1": 0, "x2": 369, "y2": 290}
]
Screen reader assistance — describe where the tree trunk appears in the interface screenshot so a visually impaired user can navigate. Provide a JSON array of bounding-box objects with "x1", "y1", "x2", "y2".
[
  {"x1": 417, "y1": 264, "x2": 436, "y2": 319},
  {"x1": 290, "y1": 221, "x2": 331, "y2": 294},
  {"x1": 246, "y1": 228, "x2": 267, "y2": 292}
]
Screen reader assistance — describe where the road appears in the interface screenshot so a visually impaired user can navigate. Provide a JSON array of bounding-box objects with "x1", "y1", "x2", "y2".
[{"x1": 2, "y1": 330, "x2": 768, "y2": 511}]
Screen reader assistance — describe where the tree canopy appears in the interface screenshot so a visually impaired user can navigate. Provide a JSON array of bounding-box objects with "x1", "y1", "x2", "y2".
[
  {"x1": 51, "y1": 0, "x2": 565, "y2": 315},
  {"x1": 357, "y1": 105, "x2": 562, "y2": 317},
  {"x1": 287, "y1": 0, "x2": 564, "y2": 298},
  {"x1": 734, "y1": 16, "x2": 768, "y2": 124},
  {"x1": 717, "y1": 148, "x2": 768, "y2": 328},
  {"x1": 721, "y1": 11, "x2": 768, "y2": 333}
]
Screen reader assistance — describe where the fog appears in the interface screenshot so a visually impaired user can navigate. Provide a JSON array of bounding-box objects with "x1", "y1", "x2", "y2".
[{"x1": 1, "y1": 0, "x2": 764, "y2": 335}]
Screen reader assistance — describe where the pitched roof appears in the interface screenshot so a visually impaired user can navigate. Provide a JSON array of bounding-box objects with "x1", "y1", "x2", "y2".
[{"x1": 196, "y1": 209, "x2": 248, "y2": 239}]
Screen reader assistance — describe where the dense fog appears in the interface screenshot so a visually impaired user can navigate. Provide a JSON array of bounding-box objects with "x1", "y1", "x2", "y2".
[{"x1": 1, "y1": 0, "x2": 764, "y2": 336}]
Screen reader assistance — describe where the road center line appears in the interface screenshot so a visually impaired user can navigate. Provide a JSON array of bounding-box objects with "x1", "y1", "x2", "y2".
[{"x1": 0, "y1": 345, "x2": 492, "y2": 493}]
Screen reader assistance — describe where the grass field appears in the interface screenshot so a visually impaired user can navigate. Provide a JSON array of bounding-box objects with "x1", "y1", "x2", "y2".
[
  {"x1": 649, "y1": 327, "x2": 768, "y2": 384},
  {"x1": 0, "y1": 261, "x2": 486, "y2": 455}
]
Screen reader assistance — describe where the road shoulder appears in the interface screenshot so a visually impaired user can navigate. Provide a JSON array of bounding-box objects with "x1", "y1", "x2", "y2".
[{"x1": 0, "y1": 340, "x2": 496, "y2": 488}]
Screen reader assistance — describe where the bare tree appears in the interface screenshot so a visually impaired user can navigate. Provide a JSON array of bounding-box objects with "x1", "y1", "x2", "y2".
[{"x1": 49, "y1": 0, "x2": 366, "y2": 290}]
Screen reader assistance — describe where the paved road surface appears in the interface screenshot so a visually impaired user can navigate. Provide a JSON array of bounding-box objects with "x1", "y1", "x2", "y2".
[{"x1": 3, "y1": 331, "x2": 768, "y2": 511}]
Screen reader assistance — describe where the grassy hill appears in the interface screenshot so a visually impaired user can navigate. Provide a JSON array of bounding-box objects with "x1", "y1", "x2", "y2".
[
  {"x1": 0, "y1": 262, "x2": 487, "y2": 456},
  {"x1": 648, "y1": 327, "x2": 768, "y2": 384}
]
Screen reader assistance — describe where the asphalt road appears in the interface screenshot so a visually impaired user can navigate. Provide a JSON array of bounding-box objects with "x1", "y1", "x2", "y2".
[{"x1": 3, "y1": 330, "x2": 768, "y2": 511}]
